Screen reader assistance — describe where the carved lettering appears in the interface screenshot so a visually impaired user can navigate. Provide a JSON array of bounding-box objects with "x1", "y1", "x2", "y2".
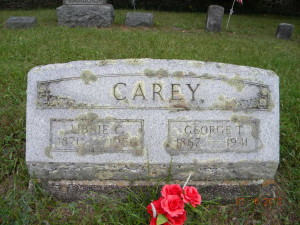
[
  {"x1": 132, "y1": 83, "x2": 146, "y2": 100},
  {"x1": 171, "y1": 84, "x2": 182, "y2": 100},
  {"x1": 37, "y1": 74, "x2": 269, "y2": 111},
  {"x1": 50, "y1": 119, "x2": 144, "y2": 155},
  {"x1": 186, "y1": 84, "x2": 200, "y2": 101},
  {"x1": 167, "y1": 120, "x2": 259, "y2": 155},
  {"x1": 113, "y1": 83, "x2": 126, "y2": 100},
  {"x1": 152, "y1": 83, "x2": 163, "y2": 100}
]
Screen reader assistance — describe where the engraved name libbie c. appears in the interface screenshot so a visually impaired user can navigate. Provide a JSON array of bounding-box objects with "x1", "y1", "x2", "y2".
[{"x1": 50, "y1": 118, "x2": 144, "y2": 156}]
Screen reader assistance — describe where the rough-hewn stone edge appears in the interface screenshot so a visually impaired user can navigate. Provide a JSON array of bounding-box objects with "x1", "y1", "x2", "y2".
[
  {"x1": 26, "y1": 161, "x2": 279, "y2": 181},
  {"x1": 29, "y1": 179, "x2": 276, "y2": 203},
  {"x1": 56, "y1": 4, "x2": 114, "y2": 28}
]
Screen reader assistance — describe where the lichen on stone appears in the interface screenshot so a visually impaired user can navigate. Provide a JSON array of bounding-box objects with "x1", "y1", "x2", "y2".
[
  {"x1": 144, "y1": 69, "x2": 156, "y2": 77},
  {"x1": 230, "y1": 115, "x2": 260, "y2": 139},
  {"x1": 44, "y1": 145, "x2": 53, "y2": 159},
  {"x1": 126, "y1": 58, "x2": 145, "y2": 65},
  {"x1": 190, "y1": 61, "x2": 204, "y2": 68},
  {"x1": 156, "y1": 69, "x2": 169, "y2": 78},
  {"x1": 223, "y1": 74, "x2": 245, "y2": 92},
  {"x1": 80, "y1": 70, "x2": 98, "y2": 85},
  {"x1": 172, "y1": 71, "x2": 185, "y2": 77},
  {"x1": 144, "y1": 68, "x2": 169, "y2": 78},
  {"x1": 97, "y1": 59, "x2": 117, "y2": 66},
  {"x1": 169, "y1": 94, "x2": 191, "y2": 111},
  {"x1": 214, "y1": 95, "x2": 237, "y2": 110}
]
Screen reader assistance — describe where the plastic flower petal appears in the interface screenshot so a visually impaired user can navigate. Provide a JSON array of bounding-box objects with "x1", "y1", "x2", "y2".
[
  {"x1": 161, "y1": 184, "x2": 183, "y2": 197},
  {"x1": 181, "y1": 186, "x2": 201, "y2": 207},
  {"x1": 161, "y1": 195, "x2": 185, "y2": 217}
]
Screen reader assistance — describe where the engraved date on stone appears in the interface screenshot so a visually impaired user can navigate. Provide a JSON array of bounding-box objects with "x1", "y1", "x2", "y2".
[
  {"x1": 166, "y1": 120, "x2": 259, "y2": 155},
  {"x1": 50, "y1": 119, "x2": 144, "y2": 156}
]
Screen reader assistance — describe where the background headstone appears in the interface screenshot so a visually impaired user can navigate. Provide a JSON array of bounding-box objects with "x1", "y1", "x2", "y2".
[
  {"x1": 63, "y1": 0, "x2": 107, "y2": 4},
  {"x1": 57, "y1": 0, "x2": 114, "y2": 27},
  {"x1": 205, "y1": 5, "x2": 224, "y2": 32},
  {"x1": 125, "y1": 12, "x2": 154, "y2": 27},
  {"x1": 275, "y1": 23, "x2": 294, "y2": 40},
  {"x1": 6, "y1": 16, "x2": 37, "y2": 29},
  {"x1": 26, "y1": 59, "x2": 279, "y2": 201}
]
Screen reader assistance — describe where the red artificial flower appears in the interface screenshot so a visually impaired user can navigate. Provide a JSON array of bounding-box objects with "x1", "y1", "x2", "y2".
[
  {"x1": 161, "y1": 184, "x2": 183, "y2": 198},
  {"x1": 161, "y1": 195, "x2": 185, "y2": 217},
  {"x1": 146, "y1": 197, "x2": 165, "y2": 216},
  {"x1": 149, "y1": 217, "x2": 157, "y2": 225},
  {"x1": 167, "y1": 210, "x2": 187, "y2": 225},
  {"x1": 181, "y1": 186, "x2": 201, "y2": 207}
]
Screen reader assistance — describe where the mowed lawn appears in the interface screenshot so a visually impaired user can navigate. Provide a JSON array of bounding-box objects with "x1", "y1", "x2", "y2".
[{"x1": 0, "y1": 9, "x2": 299, "y2": 224}]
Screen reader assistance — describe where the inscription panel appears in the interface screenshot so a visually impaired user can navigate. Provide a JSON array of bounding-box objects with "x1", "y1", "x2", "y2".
[
  {"x1": 167, "y1": 120, "x2": 259, "y2": 155},
  {"x1": 50, "y1": 119, "x2": 144, "y2": 156},
  {"x1": 37, "y1": 74, "x2": 270, "y2": 111}
]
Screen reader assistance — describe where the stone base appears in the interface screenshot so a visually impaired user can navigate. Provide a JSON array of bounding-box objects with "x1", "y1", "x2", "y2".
[
  {"x1": 275, "y1": 23, "x2": 294, "y2": 40},
  {"x1": 27, "y1": 161, "x2": 278, "y2": 181},
  {"x1": 56, "y1": 4, "x2": 114, "y2": 28},
  {"x1": 125, "y1": 12, "x2": 154, "y2": 27},
  {"x1": 6, "y1": 16, "x2": 37, "y2": 29},
  {"x1": 29, "y1": 179, "x2": 276, "y2": 203}
]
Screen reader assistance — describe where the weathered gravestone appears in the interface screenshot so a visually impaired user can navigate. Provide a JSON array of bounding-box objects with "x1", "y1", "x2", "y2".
[
  {"x1": 26, "y1": 59, "x2": 279, "y2": 202},
  {"x1": 57, "y1": 0, "x2": 114, "y2": 28},
  {"x1": 275, "y1": 23, "x2": 294, "y2": 40},
  {"x1": 125, "y1": 12, "x2": 154, "y2": 27},
  {"x1": 205, "y1": 5, "x2": 224, "y2": 32},
  {"x1": 6, "y1": 16, "x2": 37, "y2": 29}
]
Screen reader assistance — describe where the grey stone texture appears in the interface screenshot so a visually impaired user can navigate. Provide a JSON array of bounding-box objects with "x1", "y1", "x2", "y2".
[
  {"x1": 275, "y1": 23, "x2": 294, "y2": 40},
  {"x1": 63, "y1": 0, "x2": 107, "y2": 4},
  {"x1": 56, "y1": 4, "x2": 114, "y2": 27},
  {"x1": 125, "y1": 12, "x2": 154, "y2": 27},
  {"x1": 30, "y1": 179, "x2": 276, "y2": 203},
  {"x1": 205, "y1": 5, "x2": 224, "y2": 32},
  {"x1": 6, "y1": 16, "x2": 37, "y2": 29},
  {"x1": 26, "y1": 59, "x2": 279, "y2": 185}
]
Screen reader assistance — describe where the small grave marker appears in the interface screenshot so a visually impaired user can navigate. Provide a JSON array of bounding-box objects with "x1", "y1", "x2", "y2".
[
  {"x1": 6, "y1": 16, "x2": 37, "y2": 29},
  {"x1": 275, "y1": 23, "x2": 294, "y2": 40},
  {"x1": 205, "y1": 5, "x2": 224, "y2": 32},
  {"x1": 125, "y1": 12, "x2": 154, "y2": 27}
]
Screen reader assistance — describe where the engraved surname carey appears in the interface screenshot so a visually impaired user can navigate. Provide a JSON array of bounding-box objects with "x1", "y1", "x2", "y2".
[{"x1": 36, "y1": 74, "x2": 269, "y2": 111}]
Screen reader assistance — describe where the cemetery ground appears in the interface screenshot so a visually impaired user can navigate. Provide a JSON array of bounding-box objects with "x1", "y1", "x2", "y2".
[{"x1": 0, "y1": 9, "x2": 299, "y2": 224}]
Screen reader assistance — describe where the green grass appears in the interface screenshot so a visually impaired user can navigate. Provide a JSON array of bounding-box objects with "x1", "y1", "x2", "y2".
[{"x1": 0, "y1": 9, "x2": 300, "y2": 224}]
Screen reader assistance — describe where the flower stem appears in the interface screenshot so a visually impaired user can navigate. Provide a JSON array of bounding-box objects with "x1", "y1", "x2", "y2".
[
  {"x1": 183, "y1": 172, "x2": 193, "y2": 189},
  {"x1": 150, "y1": 202, "x2": 157, "y2": 218}
]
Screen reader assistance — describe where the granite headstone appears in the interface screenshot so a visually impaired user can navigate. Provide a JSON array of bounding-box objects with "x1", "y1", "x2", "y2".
[
  {"x1": 57, "y1": 0, "x2": 114, "y2": 27},
  {"x1": 125, "y1": 12, "x2": 154, "y2": 27},
  {"x1": 275, "y1": 23, "x2": 294, "y2": 40},
  {"x1": 205, "y1": 5, "x2": 224, "y2": 32},
  {"x1": 26, "y1": 59, "x2": 279, "y2": 201},
  {"x1": 6, "y1": 16, "x2": 37, "y2": 29}
]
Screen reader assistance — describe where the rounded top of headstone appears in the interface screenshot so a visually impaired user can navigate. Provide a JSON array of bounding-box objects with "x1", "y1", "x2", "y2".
[
  {"x1": 28, "y1": 59, "x2": 278, "y2": 82},
  {"x1": 208, "y1": 5, "x2": 224, "y2": 10},
  {"x1": 63, "y1": 0, "x2": 107, "y2": 5},
  {"x1": 279, "y1": 23, "x2": 294, "y2": 27}
]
